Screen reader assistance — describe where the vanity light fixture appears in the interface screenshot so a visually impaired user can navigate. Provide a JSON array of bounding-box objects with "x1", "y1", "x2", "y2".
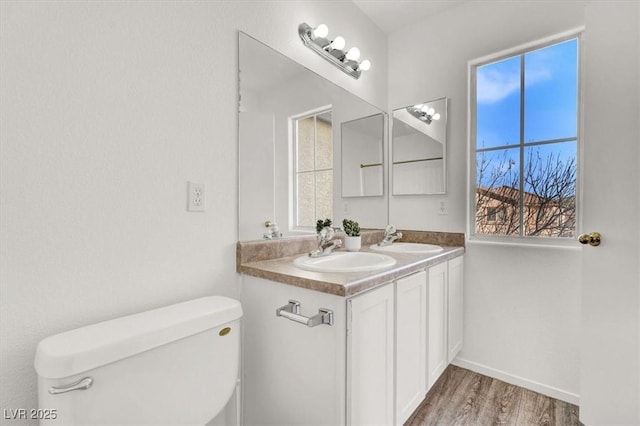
[
  {"x1": 298, "y1": 22, "x2": 371, "y2": 79},
  {"x1": 406, "y1": 104, "x2": 441, "y2": 124}
]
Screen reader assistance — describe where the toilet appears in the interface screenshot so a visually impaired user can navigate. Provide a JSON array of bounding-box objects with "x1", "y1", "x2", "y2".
[{"x1": 34, "y1": 296, "x2": 242, "y2": 425}]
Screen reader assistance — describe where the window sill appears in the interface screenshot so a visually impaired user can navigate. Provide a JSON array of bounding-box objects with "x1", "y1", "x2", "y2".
[{"x1": 467, "y1": 236, "x2": 582, "y2": 251}]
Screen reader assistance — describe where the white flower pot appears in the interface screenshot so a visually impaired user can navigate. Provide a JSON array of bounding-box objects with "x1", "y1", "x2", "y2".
[{"x1": 344, "y1": 235, "x2": 361, "y2": 252}]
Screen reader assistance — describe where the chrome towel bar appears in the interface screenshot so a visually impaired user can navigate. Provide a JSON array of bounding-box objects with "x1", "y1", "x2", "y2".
[{"x1": 276, "y1": 300, "x2": 333, "y2": 327}]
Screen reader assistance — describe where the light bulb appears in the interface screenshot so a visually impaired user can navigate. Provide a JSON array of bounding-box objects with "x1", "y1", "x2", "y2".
[
  {"x1": 427, "y1": 107, "x2": 435, "y2": 116},
  {"x1": 421, "y1": 105, "x2": 430, "y2": 113},
  {"x1": 345, "y1": 47, "x2": 361, "y2": 61},
  {"x1": 413, "y1": 104, "x2": 424, "y2": 110},
  {"x1": 359, "y1": 59, "x2": 371, "y2": 71},
  {"x1": 313, "y1": 24, "x2": 328, "y2": 39},
  {"x1": 330, "y1": 36, "x2": 345, "y2": 50},
  {"x1": 433, "y1": 113, "x2": 441, "y2": 120}
]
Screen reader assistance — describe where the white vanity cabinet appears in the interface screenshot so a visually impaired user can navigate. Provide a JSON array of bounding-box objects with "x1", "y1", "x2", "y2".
[
  {"x1": 395, "y1": 271, "x2": 427, "y2": 425},
  {"x1": 347, "y1": 282, "x2": 395, "y2": 425},
  {"x1": 242, "y1": 275, "x2": 348, "y2": 426},
  {"x1": 427, "y1": 262, "x2": 448, "y2": 389},
  {"x1": 447, "y1": 255, "x2": 464, "y2": 363},
  {"x1": 426, "y1": 256, "x2": 465, "y2": 391},
  {"x1": 242, "y1": 274, "x2": 396, "y2": 426},
  {"x1": 241, "y1": 255, "x2": 463, "y2": 426}
]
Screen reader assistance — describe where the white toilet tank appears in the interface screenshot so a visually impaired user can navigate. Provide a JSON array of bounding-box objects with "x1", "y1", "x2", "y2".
[{"x1": 34, "y1": 296, "x2": 242, "y2": 426}]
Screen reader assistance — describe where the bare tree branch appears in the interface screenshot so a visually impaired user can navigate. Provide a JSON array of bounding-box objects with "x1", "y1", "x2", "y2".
[{"x1": 476, "y1": 147, "x2": 576, "y2": 238}]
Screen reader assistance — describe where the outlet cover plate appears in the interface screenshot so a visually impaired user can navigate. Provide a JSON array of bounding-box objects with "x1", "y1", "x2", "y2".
[{"x1": 187, "y1": 181, "x2": 206, "y2": 212}]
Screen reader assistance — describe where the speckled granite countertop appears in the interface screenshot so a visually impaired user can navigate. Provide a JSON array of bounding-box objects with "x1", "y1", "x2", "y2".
[{"x1": 237, "y1": 230, "x2": 465, "y2": 297}]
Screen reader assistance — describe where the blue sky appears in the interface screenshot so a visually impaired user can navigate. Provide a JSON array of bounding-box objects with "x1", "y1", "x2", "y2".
[
  {"x1": 476, "y1": 38, "x2": 578, "y2": 148},
  {"x1": 475, "y1": 38, "x2": 578, "y2": 191}
]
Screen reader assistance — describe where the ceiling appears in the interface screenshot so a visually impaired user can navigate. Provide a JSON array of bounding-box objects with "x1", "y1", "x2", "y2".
[{"x1": 352, "y1": 0, "x2": 467, "y2": 34}]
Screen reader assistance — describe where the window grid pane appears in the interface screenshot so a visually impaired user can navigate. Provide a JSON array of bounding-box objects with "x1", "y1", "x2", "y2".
[
  {"x1": 476, "y1": 56, "x2": 521, "y2": 150},
  {"x1": 297, "y1": 117, "x2": 315, "y2": 172},
  {"x1": 315, "y1": 170, "x2": 333, "y2": 221},
  {"x1": 523, "y1": 142, "x2": 577, "y2": 237},
  {"x1": 297, "y1": 172, "x2": 315, "y2": 228},
  {"x1": 475, "y1": 149, "x2": 521, "y2": 236},
  {"x1": 524, "y1": 39, "x2": 578, "y2": 143},
  {"x1": 316, "y1": 113, "x2": 333, "y2": 170}
]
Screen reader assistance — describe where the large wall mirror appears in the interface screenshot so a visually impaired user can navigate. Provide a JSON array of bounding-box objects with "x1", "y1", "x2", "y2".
[
  {"x1": 238, "y1": 32, "x2": 388, "y2": 241},
  {"x1": 392, "y1": 97, "x2": 448, "y2": 195},
  {"x1": 341, "y1": 113, "x2": 384, "y2": 197}
]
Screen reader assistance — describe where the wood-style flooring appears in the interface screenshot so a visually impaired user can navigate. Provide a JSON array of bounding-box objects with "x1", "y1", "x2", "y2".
[{"x1": 405, "y1": 365, "x2": 580, "y2": 426}]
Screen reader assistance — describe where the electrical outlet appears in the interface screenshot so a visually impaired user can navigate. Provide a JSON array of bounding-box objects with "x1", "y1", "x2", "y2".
[
  {"x1": 343, "y1": 202, "x2": 350, "y2": 215},
  {"x1": 438, "y1": 199, "x2": 449, "y2": 215},
  {"x1": 187, "y1": 182, "x2": 206, "y2": 212}
]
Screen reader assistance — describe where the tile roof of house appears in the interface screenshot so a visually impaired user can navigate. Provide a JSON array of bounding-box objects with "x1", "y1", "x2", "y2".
[{"x1": 477, "y1": 185, "x2": 544, "y2": 205}]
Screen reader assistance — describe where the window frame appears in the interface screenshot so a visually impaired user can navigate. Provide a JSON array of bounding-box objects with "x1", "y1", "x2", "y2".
[
  {"x1": 290, "y1": 106, "x2": 333, "y2": 232},
  {"x1": 467, "y1": 28, "x2": 584, "y2": 247}
]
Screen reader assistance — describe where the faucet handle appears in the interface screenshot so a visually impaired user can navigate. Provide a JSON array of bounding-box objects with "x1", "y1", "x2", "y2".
[{"x1": 384, "y1": 224, "x2": 396, "y2": 235}]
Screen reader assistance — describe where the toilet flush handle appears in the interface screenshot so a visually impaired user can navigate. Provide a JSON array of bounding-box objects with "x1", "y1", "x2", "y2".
[{"x1": 49, "y1": 377, "x2": 93, "y2": 395}]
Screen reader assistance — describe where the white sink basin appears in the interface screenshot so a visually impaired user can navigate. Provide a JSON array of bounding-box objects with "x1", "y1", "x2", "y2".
[
  {"x1": 293, "y1": 252, "x2": 397, "y2": 273},
  {"x1": 370, "y1": 243, "x2": 444, "y2": 255}
]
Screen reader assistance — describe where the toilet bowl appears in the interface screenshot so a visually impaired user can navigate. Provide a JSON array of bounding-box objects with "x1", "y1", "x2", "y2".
[{"x1": 34, "y1": 296, "x2": 242, "y2": 425}]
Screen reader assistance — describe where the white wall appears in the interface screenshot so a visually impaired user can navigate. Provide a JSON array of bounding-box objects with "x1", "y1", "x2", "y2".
[
  {"x1": 0, "y1": 1, "x2": 387, "y2": 422},
  {"x1": 388, "y1": 0, "x2": 589, "y2": 402}
]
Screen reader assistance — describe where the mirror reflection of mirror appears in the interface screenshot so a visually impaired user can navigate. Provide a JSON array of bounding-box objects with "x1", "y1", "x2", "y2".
[
  {"x1": 392, "y1": 97, "x2": 447, "y2": 195},
  {"x1": 341, "y1": 113, "x2": 384, "y2": 198},
  {"x1": 238, "y1": 32, "x2": 389, "y2": 241}
]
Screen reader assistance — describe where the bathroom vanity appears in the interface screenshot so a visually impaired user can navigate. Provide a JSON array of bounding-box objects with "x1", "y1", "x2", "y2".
[{"x1": 237, "y1": 231, "x2": 464, "y2": 426}]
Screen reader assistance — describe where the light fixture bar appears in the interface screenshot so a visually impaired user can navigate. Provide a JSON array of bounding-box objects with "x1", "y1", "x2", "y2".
[
  {"x1": 406, "y1": 105, "x2": 440, "y2": 124},
  {"x1": 298, "y1": 22, "x2": 369, "y2": 80}
]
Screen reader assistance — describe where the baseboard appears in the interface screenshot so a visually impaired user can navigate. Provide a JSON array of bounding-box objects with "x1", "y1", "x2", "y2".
[{"x1": 452, "y1": 357, "x2": 580, "y2": 405}]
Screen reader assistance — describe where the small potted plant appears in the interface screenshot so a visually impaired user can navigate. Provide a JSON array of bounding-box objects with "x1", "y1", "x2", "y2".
[
  {"x1": 316, "y1": 218, "x2": 333, "y2": 234},
  {"x1": 342, "y1": 218, "x2": 361, "y2": 251}
]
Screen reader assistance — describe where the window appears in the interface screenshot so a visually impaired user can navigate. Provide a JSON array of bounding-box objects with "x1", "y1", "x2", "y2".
[
  {"x1": 486, "y1": 207, "x2": 506, "y2": 223},
  {"x1": 293, "y1": 110, "x2": 333, "y2": 229},
  {"x1": 470, "y1": 34, "x2": 580, "y2": 240}
]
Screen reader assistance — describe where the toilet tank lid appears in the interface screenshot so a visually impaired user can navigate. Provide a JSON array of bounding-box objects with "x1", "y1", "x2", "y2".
[{"x1": 34, "y1": 296, "x2": 242, "y2": 379}]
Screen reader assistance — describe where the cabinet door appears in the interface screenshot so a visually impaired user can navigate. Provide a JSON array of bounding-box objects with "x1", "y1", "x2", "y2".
[
  {"x1": 242, "y1": 276, "x2": 346, "y2": 426},
  {"x1": 427, "y1": 262, "x2": 448, "y2": 390},
  {"x1": 395, "y1": 271, "x2": 427, "y2": 426},
  {"x1": 448, "y1": 256, "x2": 464, "y2": 362},
  {"x1": 347, "y1": 283, "x2": 394, "y2": 426}
]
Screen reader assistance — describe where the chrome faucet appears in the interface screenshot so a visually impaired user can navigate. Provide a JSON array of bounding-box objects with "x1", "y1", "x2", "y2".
[
  {"x1": 309, "y1": 227, "x2": 343, "y2": 257},
  {"x1": 263, "y1": 220, "x2": 283, "y2": 239},
  {"x1": 378, "y1": 225, "x2": 403, "y2": 246}
]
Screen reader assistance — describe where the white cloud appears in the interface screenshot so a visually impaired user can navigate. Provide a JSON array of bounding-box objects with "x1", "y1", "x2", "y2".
[
  {"x1": 477, "y1": 56, "x2": 552, "y2": 104},
  {"x1": 525, "y1": 53, "x2": 553, "y2": 86},
  {"x1": 477, "y1": 68, "x2": 520, "y2": 103}
]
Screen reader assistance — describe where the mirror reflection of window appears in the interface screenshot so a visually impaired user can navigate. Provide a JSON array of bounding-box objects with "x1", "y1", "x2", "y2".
[{"x1": 294, "y1": 110, "x2": 333, "y2": 228}]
